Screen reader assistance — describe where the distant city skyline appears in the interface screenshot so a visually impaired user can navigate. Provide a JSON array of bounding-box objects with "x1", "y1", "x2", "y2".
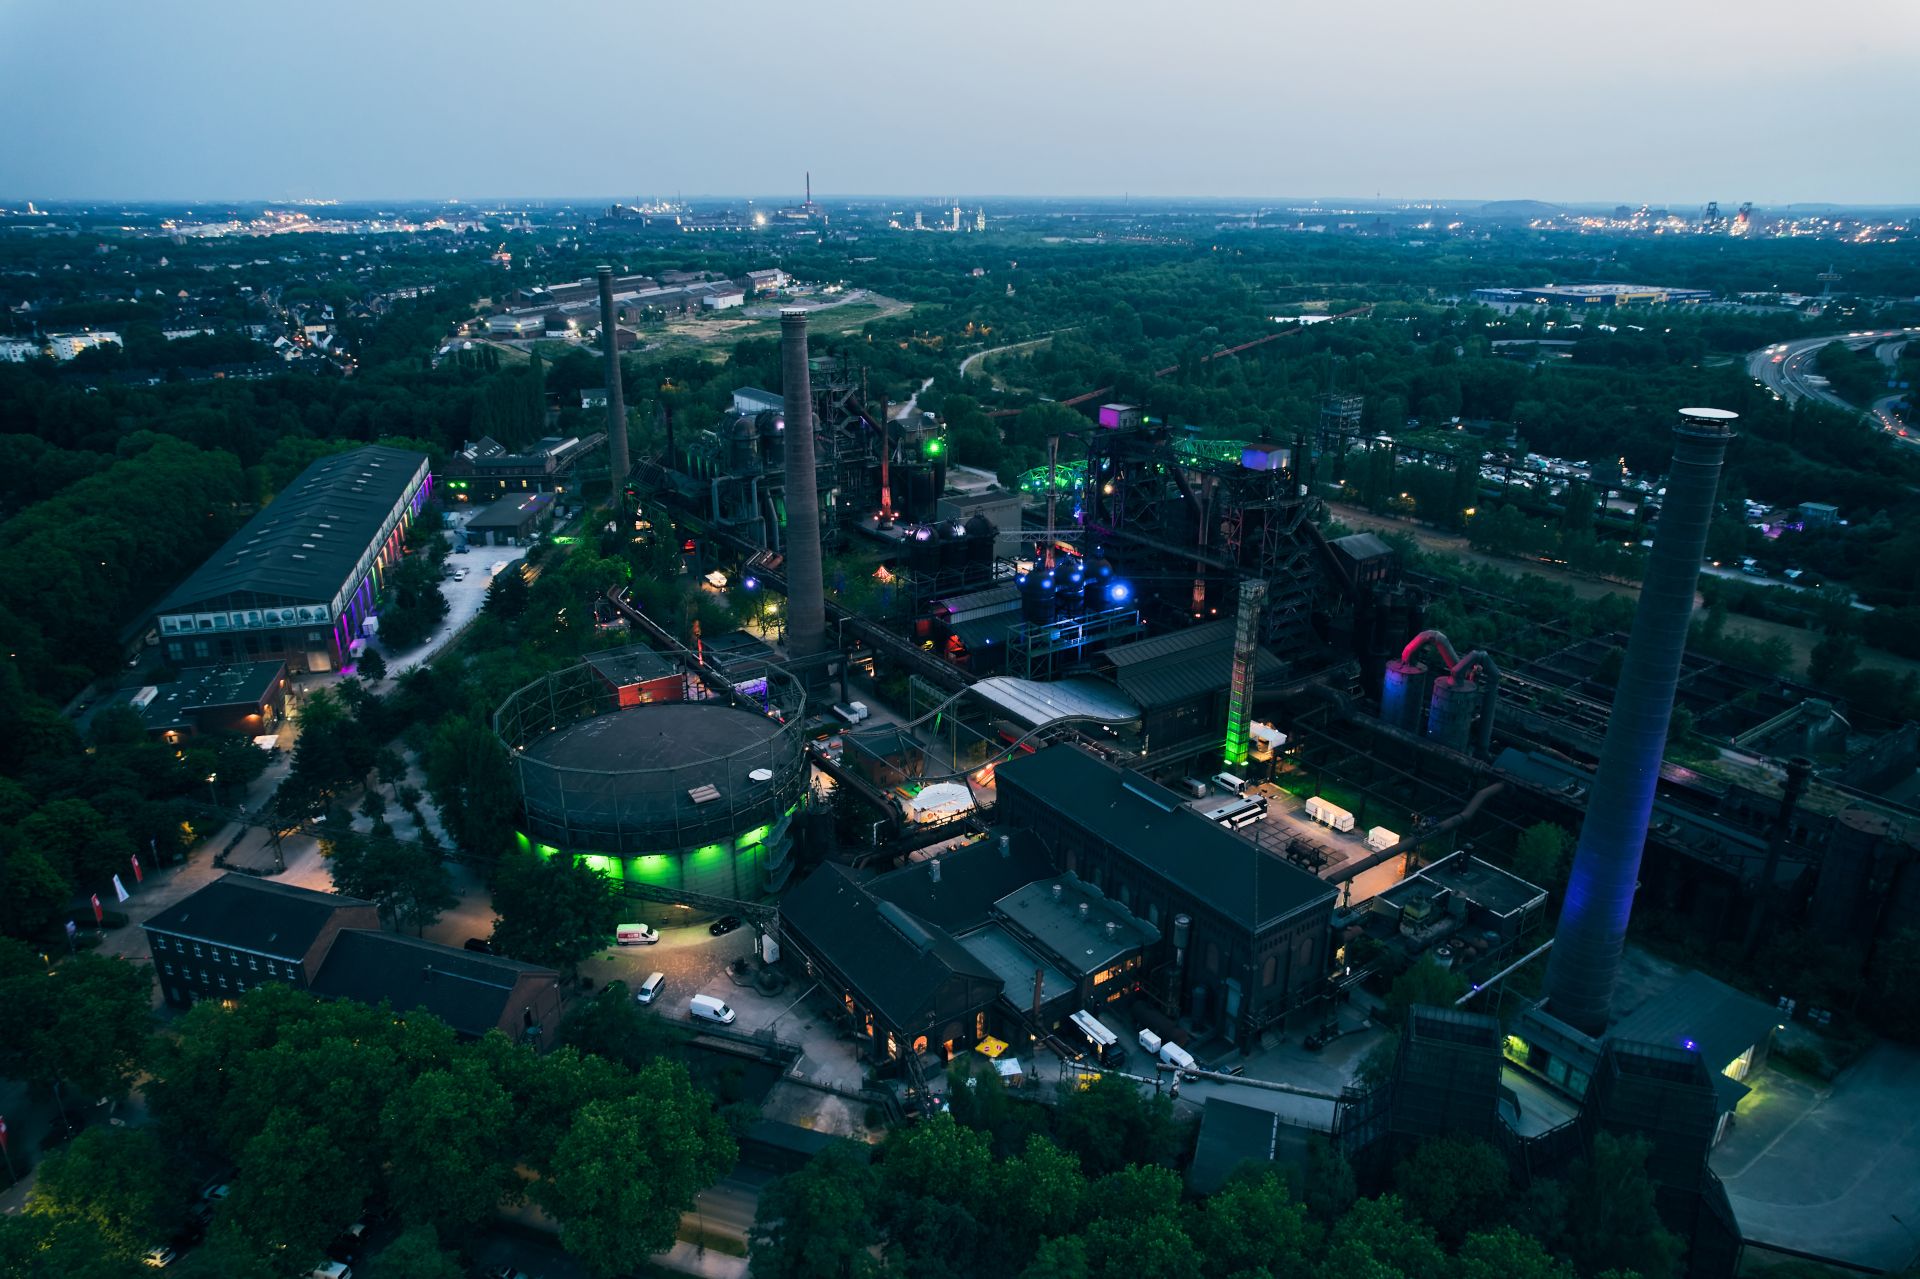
[{"x1": 4, "y1": 0, "x2": 1916, "y2": 205}]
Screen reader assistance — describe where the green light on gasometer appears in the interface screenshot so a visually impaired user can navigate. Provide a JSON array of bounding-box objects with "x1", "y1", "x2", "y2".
[{"x1": 926, "y1": 439, "x2": 944, "y2": 456}]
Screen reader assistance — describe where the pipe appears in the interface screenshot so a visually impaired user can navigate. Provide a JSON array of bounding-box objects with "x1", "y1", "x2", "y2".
[
  {"x1": 780, "y1": 309, "x2": 827, "y2": 658},
  {"x1": 1742, "y1": 755, "x2": 1813, "y2": 960},
  {"x1": 1544, "y1": 408, "x2": 1735, "y2": 1036},
  {"x1": 1330, "y1": 780, "x2": 1506, "y2": 886},
  {"x1": 596, "y1": 266, "x2": 630, "y2": 486},
  {"x1": 1400, "y1": 630, "x2": 1501, "y2": 756},
  {"x1": 1456, "y1": 938, "x2": 1554, "y2": 1006}
]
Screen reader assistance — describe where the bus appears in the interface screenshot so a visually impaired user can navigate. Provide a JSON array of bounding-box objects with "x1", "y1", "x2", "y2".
[
  {"x1": 1067, "y1": 1009, "x2": 1126, "y2": 1067},
  {"x1": 1203, "y1": 796, "x2": 1267, "y2": 830}
]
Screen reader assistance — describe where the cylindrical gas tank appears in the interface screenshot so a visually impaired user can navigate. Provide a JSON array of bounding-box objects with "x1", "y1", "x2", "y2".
[
  {"x1": 1426, "y1": 674, "x2": 1476, "y2": 750},
  {"x1": 1382, "y1": 659, "x2": 1429, "y2": 732},
  {"x1": 1810, "y1": 806, "x2": 1885, "y2": 935},
  {"x1": 1021, "y1": 571, "x2": 1057, "y2": 625},
  {"x1": 1058, "y1": 569, "x2": 1086, "y2": 617}
]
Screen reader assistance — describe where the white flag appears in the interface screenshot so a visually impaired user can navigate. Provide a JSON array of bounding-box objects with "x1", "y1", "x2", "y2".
[{"x1": 112, "y1": 874, "x2": 130, "y2": 904}]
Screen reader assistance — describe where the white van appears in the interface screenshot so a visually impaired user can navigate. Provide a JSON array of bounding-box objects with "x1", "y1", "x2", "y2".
[
  {"x1": 310, "y1": 1264, "x2": 352, "y2": 1279},
  {"x1": 635, "y1": 972, "x2": 665, "y2": 1005},
  {"x1": 1210, "y1": 771, "x2": 1246, "y2": 796},
  {"x1": 616, "y1": 923, "x2": 659, "y2": 946},
  {"x1": 689, "y1": 994, "x2": 736, "y2": 1025}
]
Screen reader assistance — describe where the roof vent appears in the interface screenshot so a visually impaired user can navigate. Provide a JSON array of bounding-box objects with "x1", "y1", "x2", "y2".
[
  {"x1": 999, "y1": 834, "x2": 1011, "y2": 859},
  {"x1": 928, "y1": 858, "x2": 942, "y2": 883},
  {"x1": 1078, "y1": 902, "x2": 1090, "y2": 922},
  {"x1": 1051, "y1": 883, "x2": 1064, "y2": 903}
]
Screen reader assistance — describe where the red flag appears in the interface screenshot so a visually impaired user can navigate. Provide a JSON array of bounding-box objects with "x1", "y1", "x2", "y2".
[
  {"x1": 0, "y1": 1115, "x2": 9, "y2": 1151},
  {"x1": 131, "y1": 853, "x2": 143, "y2": 883},
  {"x1": 91, "y1": 894, "x2": 103, "y2": 925}
]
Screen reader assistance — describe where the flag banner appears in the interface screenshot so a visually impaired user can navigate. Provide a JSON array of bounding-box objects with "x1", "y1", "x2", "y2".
[
  {"x1": 91, "y1": 893, "x2": 103, "y2": 924},
  {"x1": 113, "y1": 875, "x2": 130, "y2": 904},
  {"x1": 131, "y1": 854, "x2": 143, "y2": 883}
]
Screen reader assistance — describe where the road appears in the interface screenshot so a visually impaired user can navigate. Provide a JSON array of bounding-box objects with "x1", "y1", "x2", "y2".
[
  {"x1": 891, "y1": 375, "x2": 935, "y2": 422},
  {"x1": 1746, "y1": 328, "x2": 1914, "y2": 439},
  {"x1": 958, "y1": 330, "x2": 1072, "y2": 384}
]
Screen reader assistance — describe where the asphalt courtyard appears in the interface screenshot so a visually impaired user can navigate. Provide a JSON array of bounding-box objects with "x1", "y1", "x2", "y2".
[{"x1": 1713, "y1": 1043, "x2": 1920, "y2": 1272}]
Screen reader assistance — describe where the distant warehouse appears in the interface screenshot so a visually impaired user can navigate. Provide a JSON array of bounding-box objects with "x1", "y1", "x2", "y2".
[
  {"x1": 153, "y1": 445, "x2": 432, "y2": 673},
  {"x1": 1469, "y1": 284, "x2": 1712, "y2": 307}
]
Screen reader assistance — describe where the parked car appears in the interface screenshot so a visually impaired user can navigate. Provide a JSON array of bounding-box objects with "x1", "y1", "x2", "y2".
[
  {"x1": 615, "y1": 923, "x2": 659, "y2": 946},
  {"x1": 463, "y1": 937, "x2": 495, "y2": 954},
  {"x1": 689, "y1": 994, "x2": 736, "y2": 1025},
  {"x1": 635, "y1": 971, "x2": 665, "y2": 1005},
  {"x1": 708, "y1": 915, "x2": 743, "y2": 937}
]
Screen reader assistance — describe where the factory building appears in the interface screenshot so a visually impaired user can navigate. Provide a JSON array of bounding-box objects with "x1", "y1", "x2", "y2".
[
  {"x1": 122, "y1": 660, "x2": 289, "y2": 744},
  {"x1": 443, "y1": 434, "x2": 605, "y2": 502},
  {"x1": 154, "y1": 445, "x2": 432, "y2": 673},
  {"x1": 1468, "y1": 284, "x2": 1714, "y2": 307},
  {"x1": 994, "y1": 745, "x2": 1338, "y2": 1043}
]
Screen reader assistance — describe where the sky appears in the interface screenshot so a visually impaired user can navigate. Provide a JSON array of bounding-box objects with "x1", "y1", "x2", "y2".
[{"x1": 4, "y1": 0, "x2": 1917, "y2": 206}]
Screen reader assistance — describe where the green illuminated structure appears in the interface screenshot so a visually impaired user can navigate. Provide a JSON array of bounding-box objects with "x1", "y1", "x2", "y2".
[
  {"x1": 495, "y1": 653, "x2": 810, "y2": 914},
  {"x1": 1222, "y1": 578, "x2": 1266, "y2": 768}
]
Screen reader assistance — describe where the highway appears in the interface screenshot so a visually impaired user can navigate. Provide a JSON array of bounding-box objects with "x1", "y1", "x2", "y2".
[{"x1": 1747, "y1": 327, "x2": 1914, "y2": 440}]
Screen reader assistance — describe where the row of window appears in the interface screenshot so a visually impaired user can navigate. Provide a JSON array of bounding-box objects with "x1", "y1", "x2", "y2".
[
  {"x1": 159, "y1": 962, "x2": 254, "y2": 996},
  {"x1": 152, "y1": 935, "x2": 290, "y2": 978},
  {"x1": 164, "y1": 632, "x2": 325, "y2": 663}
]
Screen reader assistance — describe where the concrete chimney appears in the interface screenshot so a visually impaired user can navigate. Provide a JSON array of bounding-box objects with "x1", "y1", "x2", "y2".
[
  {"x1": 780, "y1": 308, "x2": 827, "y2": 657},
  {"x1": 597, "y1": 266, "x2": 630, "y2": 486},
  {"x1": 1543, "y1": 407, "x2": 1735, "y2": 1036}
]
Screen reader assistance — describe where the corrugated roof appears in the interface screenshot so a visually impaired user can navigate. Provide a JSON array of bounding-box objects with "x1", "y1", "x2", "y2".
[
  {"x1": 310, "y1": 930, "x2": 557, "y2": 1040},
  {"x1": 867, "y1": 834, "x2": 1056, "y2": 933},
  {"x1": 145, "y1": 875, "x2": 371, "y2": 960},
  {"x1": 995, "y1": 746, "x2": 1337, "y2": 930},
  {"x1": 157, "y1": 445, "x2": 429, "y2": 613},
  {"x1": 1612, "y1": 969, "x2": 1778, "y2": 1076},
  {"x1": 954, "y1": 924, "x2": 1075, "y2": 1006},
  {"x1": 970, "y1": 676, "x2": 1141, "y2": 729},
  {"x1": 1101, "y1": 621, "x2": 1285, "y2": 711},
  {"x1": 131, "y1": 660, "x2": 285, "y2": 730}
]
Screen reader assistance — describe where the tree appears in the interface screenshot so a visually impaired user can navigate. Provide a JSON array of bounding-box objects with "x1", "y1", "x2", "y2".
[
  {"x1": 1512, "y1": 822, "x2": 1572, "y2": 895},
  {"x1": 0, "y1": 842, "x2": 71, "y2": 938},
  {"x1": 18, "y1": 798, "x2": 135, "y2": 894},
  {"x1": 422, "y1": 715, "x2": 519, "y2": 861},
  {"x1": 536, "y1": 1072, "x2": 737, "y2": 1279},
  {"x1": 486, "y1": 564, "x2": 530, "y2": 619},
  {"x1": 1323, "y1": 1194, "x2": 1447, "y2": 1279},
  {"x1": 558, "y1": 981, "x2": 692, "y2": 1069},
  {"x1": 1185, "y1": 1167, "x2": 1317, "y2": 1275},
  {"x1": 282, "y1": 687, "x2": 378, "y2": 816},
  {"x1": 490, "y1": 850, "x2": 621, "y2": 973},
  {"x1": 323, "y1": 830, "x2": 457, "y2": 935},
  {"x1": 378, "y1": 1059, "x2": 520, "y2": 1231},
  {"x1": 1299, "y1": 1134, "x2": 1357, "y2": 1224},
  {"x1": 750, "y1": 1141, "x2": 883, "y2": 1279},
  {"x1": 986, "y1": 1136, "x2": 1087, "y2": 1267},
  {"x1": 1382, "y1": 955, "x2": 1468, "y2": 1029},
  {"x1": 1391, "y1": 1136, "x2": 1510, "y2": 1244},
  {"x1": 367, "y1": 1225, "x2": 466, "y2": 1279},
  {"x1": 1455, "y1": 1226, "x2": 1576, "y2": 1279},
  {"x1": 225, "y1": 1110, "x2": 372, "y2": 1260},
  {"x1": 0, "y1": 950, "x2": 152, "y2": 1109},
  {"x1": 357, "y1": 645, "x2": 389, "y2": 682},
  {"x1": 28, "y1": 1127, "x2": 187, "y2": 1259},
  {"x1": 1052, "y1": 1072, "x2": 1177, "y2": 1178},
  {"x1": 1808, "y1": 628, "x2": 1860, "y2": 688},
  {"x1": 376, "y1": 554, "x2": 451, "y2": 651},
  {"x1": 1561, "y1": 1133, "x2": 1685, "y2": 1279},
  {"x1": 1867, "y1": 928, "x2": 1920, "y2": 1042}
]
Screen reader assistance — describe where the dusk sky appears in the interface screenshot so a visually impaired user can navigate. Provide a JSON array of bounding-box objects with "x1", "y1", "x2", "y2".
[{"x1": 5, "y1": 0, "x2": 1916, "y2": 205}]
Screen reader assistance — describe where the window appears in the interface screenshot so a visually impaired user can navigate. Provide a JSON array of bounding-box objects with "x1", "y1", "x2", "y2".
[
  {"x1": 216, "y1": 974, "x2": 227, "y2": 989},
  {"x1": 162, "y1": 962, "x2": 174, "y2": 975},
  {"x1": 193, "y1": 641, "x2": 210, "y2": 659},
  {"x1": 1205, "y1": 942, "x2": 1220, "y2": 975},
  {"x1": 1263, "y1": 955, "x2": 1279, "y2": 988},
  {"x1": 248, "y1": 956, "x2": 258, "y2": 971},
  {"x1": 235, "y1": 982, "x2": 246, "y2": 994},
  {"x1": 151, "y1": 936, "x2": 166, "y2": 952},
  {"x1": 193, "y1": 943, "x2": 203, "y2": 958}
]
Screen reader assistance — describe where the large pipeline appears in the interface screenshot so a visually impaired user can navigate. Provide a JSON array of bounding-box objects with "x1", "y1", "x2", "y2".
[
  {"x1": 1329, "y1": 780, "x2": 1507, "y2": 888},
  {"x1": 1543, "y1": 408, "x2": 1735, "y2": 1036},
  {"x1": 780, "y1": 309, "x2": 828, "y2": 658},
  {"x1": 596, "y1": 266, "x2": 630, "y2": 485},
  {"x1": 1399, "y1": 629, "x2": 1502, "y2": 757}
]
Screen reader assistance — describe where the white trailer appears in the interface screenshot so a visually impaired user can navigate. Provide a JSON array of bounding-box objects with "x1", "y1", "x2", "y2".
[
  {"x1": 1365, "y1": 826, "x2": 1400, "y2": 852},
  {"x1": 1305, "y1": 796, "x2": 1355, "y2": 832}
]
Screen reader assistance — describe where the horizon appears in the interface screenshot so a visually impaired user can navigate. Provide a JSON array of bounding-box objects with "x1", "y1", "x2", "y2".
[{"x1": 5, "y1": 0, "x2": 1916, "y2": 205}]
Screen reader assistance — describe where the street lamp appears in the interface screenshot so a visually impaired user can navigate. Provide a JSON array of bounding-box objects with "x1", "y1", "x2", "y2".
[{"x1": 206, "y1": 773, "x2": 219, "y2": 808}]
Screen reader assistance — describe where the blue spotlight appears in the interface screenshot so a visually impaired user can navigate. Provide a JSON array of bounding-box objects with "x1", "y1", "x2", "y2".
[{"x1": 1108, "y1": 581, "x2": 1132, "y2": 603}]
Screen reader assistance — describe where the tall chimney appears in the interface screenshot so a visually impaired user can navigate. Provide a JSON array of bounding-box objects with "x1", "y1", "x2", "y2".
[
  {"x1": 597, "y1": 266, "x2": 630, "y2": 486},
  {"x1": 1543, "y1": 407, "x2": 1735, "y2": 1036},
  {"x1": 780, "y1": 308, "x2": 827, "y2": 657}
]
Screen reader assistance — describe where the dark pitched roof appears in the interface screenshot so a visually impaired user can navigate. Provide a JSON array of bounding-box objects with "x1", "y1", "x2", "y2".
[
  {"x1": 1100, "y1": 620, "x2": 1286, "y2": 711},
  {"x1": 995, "y1": 747, "x2": 1337, "y2": 930},
  {"x1": 779, "y1": 865, "x2": 1000, "y2": 1030},
  {"x1": 145, "y1": 875, "x2": 371, "y2": 959},
  {"x1": 466, "y1": 491, "x2": 554, "y2": 530},
  {"x1": 585, "y1": 646, "x2": 679, "y2": 686},
  {"x1": 1189, "y1": 1098, "x2": 1280, "y2": 1194},
  {"x1": 130, "y1": 659, "x2": 285, "y2": 730},
  {"x1": 1612, "y1": 969, "x2": 1779, "y2": 1077},
  {"x1": 867, "y1": 832, "x2": 1056, "y2": 933},
  {"x1": 1330, "y1": 531, "x2": 1395, "y2": 562},
  {"x1": 310, "y1": 930, "x2": 556, "y2": 1040},
  {"x1": 157, "y1": 445, "x2": 429, "y2": 612}
]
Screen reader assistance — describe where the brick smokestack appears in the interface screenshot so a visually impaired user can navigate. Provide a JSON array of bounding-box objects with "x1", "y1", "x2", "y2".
[
  {"x1": 780, "y1": 309, "x2": 827, "y2": 657},
  {"x1": 1543, "y1": 407, "x2": 1735, "y2": 1036},
  {"x1": 597, "y1": 266, "x2": 629, "y2": 485}
]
